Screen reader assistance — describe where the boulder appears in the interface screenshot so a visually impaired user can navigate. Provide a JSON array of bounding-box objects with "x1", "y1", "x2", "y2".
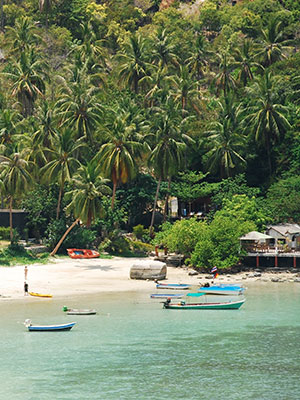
[{"x1": 130, "y1": 260, "x2": 167, "y2": 280}]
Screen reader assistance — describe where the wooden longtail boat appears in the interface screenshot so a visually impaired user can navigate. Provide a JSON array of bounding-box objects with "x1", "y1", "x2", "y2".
[
  {"x1": 67, "y1": 248, "x2": 100, "y2": 259},
  {"x1": 29, "y1": 292, "x2": 52, "y2": 298},
  {"x1": 24, "y1": 320, "x2": 76, "y2": 331},
  {"x1": 156, "y1": 283, "x2": 190, "y2": 290},
  {"x1": 163, "y1": 298, "x2": 246, "y2": 310},
  {"x1": 63, "y1": 306, "x2": 97, "y2": 315}
]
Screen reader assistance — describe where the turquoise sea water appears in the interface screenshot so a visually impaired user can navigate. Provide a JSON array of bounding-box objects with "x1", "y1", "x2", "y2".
[{"x1": 0, "y1": 283, "x2": 299, "y2": 400}]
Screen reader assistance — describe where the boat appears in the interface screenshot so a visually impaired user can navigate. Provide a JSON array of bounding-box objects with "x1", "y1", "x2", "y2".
[
  {"x1": 163, "y1": 298, "x2": 246, "y2": 310},
  {"x1": 62, "y1": 306, "x2": 97, "y2": 315},
  {"x1": 156, "y1": 283, "x2": 191, "y2": 290},
  {"x1": 67, "y1": 248, "x2": 100, "y2": 259},
  {"x1": 198, "y1": 284, "x2": 245, "y2": 296},
  {"x1": 29, "y1": 292, "x2": 53, "y2": 298},
  {"x1": 24, "y1": 319, "x2": 76, "y2": 331},
  {"x1": 150, "y1": 293, "x2": 185, "y2": 299}
]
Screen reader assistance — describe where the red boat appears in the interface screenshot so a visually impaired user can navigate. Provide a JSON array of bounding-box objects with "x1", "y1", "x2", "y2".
[{"x1": 67, "y1": 249, "x2": 100, "y2": 259}]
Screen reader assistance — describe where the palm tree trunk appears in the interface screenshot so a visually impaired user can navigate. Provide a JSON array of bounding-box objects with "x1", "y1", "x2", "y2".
[
  {"x1": 56, "y1": 179, "x2": 64, "y2": 219},
  {"x1": 149, "y1": 177, "x2": 161, "y2": 237},
  {"x1": 0, "y1": 0, "x2": 4, "y2": 31},
  {"x1": 9, "y1": 196, "x2": 13, "y2": 242},
  {"x1": 111, "y1": 181, "x2": 117, "y2": 210},
  {"x1": 163, "y1": 177, "x2": 171, "y2": 222},
  {"x1": 50, "y1": 218, "x2": 80, "y2": 256}
]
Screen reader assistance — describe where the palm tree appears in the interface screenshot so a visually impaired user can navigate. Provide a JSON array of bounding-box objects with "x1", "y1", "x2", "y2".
[
  {"x1": 117, "y1": 33, "x2": 150, "y2": 94},
  {"x1": 213, "y1": 53, "x2": 236, "y2": 97},
  {"x1": 255, "y1": 18, "x2": 293, "y2": 67},
  {"x1": 3, "y1": 49, "x2": 48, "y2": 116},
  {"x1": 55, "y1": 64, "x2": 103, "y2": 142},
  {"x1": 0, "y1": 108, "x2": 20, "y2": 145},
  {"x1": 168, "y1": 65, "x2": 201, "y2": 113},
  {"x1": 148, "y1": 103, "x2": 193, "y2": 233},
  {"x1": 186, "y1": 33, "x2": 209, "y2": 80},
  {"x1": 39, "y1": 0, "x2": 52, "y2": 29},
  {"x1": 150, "y1": 27, "x2": 178, "y2": 69},
  {"x1": 0, "y1": 151, "x2": 33, "y2": 241},
  {"x1": 5, "y1": 16, "x2": 41, "y2": 55},
  {"x1": 50, "y1": 160, "x2": 111, "y2": 256},
  {"x1": 41, "y1": 128, "x2": 86, "y2": 219},
  {"x1": 95, "y1": 107, "x2": 149, "y2": 209},
  {"x1": 231, "y1": 38, "x2": 263, "y2": 87},
  {"x1": 205, "y1": 118, "x2": 246, "y2": 178},
  {"x1": 244, "y1": 72, "x2": 291, "y2": 174}
]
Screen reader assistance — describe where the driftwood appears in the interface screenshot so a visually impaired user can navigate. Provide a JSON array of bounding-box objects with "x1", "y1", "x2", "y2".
[{"x1": 130, "y1": 260, "x2": 167, "y2": 280}]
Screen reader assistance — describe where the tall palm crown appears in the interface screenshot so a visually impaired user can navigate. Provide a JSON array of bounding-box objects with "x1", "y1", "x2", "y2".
[
  {"x1": 214, "y1": 53, "x2": 236, "y2": 97},
  {"x1": 150, "y1": 28, "x2": 178, "y2": 69},
  {"x1": 206, "y1": 118, "x2": 246, "y2": 178},
  {"x1": 55, "y1": 63, "x2": 103, "y2": 143},
  {"x1": 5, "y1": 16, "x2": 41, "y2": 55},
  {"x1": 4, "y1": 49, "x2": 48, "y2": 116},
  {"x1": 186, "y1": 33, "x2": 209, "y2": 80},
  {"x1": 231, "y1": 38, "x2": 262, "y2": 87},
  {"x1": 245, "y1": 72, "x2": 291, "y2": 173},
  {"x1": 0, "y1": 151, "x2": 33, "y2": 240},
  {"x1": 65, "y1": 160, "x2": 111, "y2": 227},
  {"x1": 117, "y1": 33, "x2": 150, "y2": 94},
  {"x1": 41, "y1": 129, "x2": 86, "y2": 218},
  {"x1": 96, "y1": 107, "x2": 149, "y2": 209},
  {"x1": 255, "y1": 18, "x2": 292, "y2": 67}
]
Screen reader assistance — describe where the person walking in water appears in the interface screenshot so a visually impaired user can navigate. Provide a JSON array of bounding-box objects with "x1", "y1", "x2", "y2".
[{"x1": 24, "y1": 281, "x2": 29, "y2": 296}]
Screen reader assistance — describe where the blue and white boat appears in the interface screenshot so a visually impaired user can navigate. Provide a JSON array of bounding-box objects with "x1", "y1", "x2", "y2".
[
  {"x1": 156, "y1": 283, "x2": 191, "y2": 290},
  {"x1": 198, "y1": 284, "x2": 245, "y2": 296},
  {"x1": 24, "y1": 319, "x2": 76, "y2": 331}
]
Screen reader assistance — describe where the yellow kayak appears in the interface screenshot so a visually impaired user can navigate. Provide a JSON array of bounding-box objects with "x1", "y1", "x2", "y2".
[{"x1": 29, "y1": 292, "x2": 53, "y2": 298}]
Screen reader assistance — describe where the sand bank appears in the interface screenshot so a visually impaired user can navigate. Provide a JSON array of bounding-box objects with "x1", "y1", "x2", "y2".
[{"x1": 0, "y1": 256, "x2": 299, "y2": 300}]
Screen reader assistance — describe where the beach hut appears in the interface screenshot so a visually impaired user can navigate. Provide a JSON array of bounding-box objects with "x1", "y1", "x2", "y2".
[
  {"x1": 240, "y1": 231, "x2": 274, "y2": 252},
  {"x1": 265, "y1": 224, "x2": 300, "y2": 251},
  {"x1": 130, "y1": 260, "x2": 167, "y2": 280}
]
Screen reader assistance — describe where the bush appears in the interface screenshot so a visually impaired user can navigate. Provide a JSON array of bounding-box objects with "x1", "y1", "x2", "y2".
[
  {"x1": 98, "y1": 232, "x2": 131, "y2": 254},
  {"x1": 131, "y1": 240, "x2": 153, "y2": 255},
  {"x1": 153, "y1": 219, "x2": 207, "y2": 258},
  {"x1": 132, "y1": 224, "x2": 150, "y2": 242},
  {"x1": 0, "y1": 227, "x2": 10, "y2": 240}
]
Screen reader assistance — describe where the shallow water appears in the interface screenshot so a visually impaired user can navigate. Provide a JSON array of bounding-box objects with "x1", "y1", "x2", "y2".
[{"x1": 0, "y1": 283, "x2": 299, "y2": 400}]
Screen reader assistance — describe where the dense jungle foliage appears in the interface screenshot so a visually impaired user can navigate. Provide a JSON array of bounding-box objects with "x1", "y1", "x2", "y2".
[{"x1": 0, "y1": 0, "x2": 299, "y2": 268}]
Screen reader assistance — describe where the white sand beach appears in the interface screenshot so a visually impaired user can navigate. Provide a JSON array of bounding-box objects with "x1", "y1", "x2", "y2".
[{"x1": 0, "y1": 256, "x2": 299, "y2": 300}]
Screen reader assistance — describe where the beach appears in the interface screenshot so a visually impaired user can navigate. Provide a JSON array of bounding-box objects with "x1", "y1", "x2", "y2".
[{"x1": 1, "y1": 256, "x2": 299, "y2": 300}]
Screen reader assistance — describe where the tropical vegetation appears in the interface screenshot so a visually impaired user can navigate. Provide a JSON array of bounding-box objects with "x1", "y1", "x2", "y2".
[{"x1": 0, "y1": 0, "x2": 299, "y2": 269}]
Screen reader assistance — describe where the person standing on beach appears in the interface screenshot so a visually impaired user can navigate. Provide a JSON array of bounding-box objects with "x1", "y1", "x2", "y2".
[
  {"x1": 24, "y1": 266, "x2": 28, "y2": 281},
  {"x1": 24, "y1": 281, "x2": 28, "y2": 296}
]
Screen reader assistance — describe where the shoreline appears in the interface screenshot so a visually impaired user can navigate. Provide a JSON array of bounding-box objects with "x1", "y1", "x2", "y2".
[{"x1": 0, "y1": 256, "x2": 300, "y2": 301}]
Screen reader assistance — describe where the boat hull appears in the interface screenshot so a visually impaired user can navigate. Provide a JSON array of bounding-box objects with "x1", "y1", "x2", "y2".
[
  {"x1": 198, "y1": 286, "x2": 244, "y2": 296},
  {"x1": 27, "y1": 322, "x2": 76, "y2": 331},
  {"x1": 66, "y1": 309, "x2": 97, "y2": 315},
  {"x1": 67, "y1": 248, "x2": 99, "y2": 259},
  {"x1": 163, "y1": 299, "x2": 245, "y2": 310},
  {"x1": 150, "y1": 293, "x2": 185, "y2": 299},
  {"x1": 156, "y1": 284, "x2": 190, "y2": 290}
]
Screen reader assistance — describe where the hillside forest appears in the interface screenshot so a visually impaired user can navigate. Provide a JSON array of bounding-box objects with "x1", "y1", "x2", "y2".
[{"x1": 0, "y1": 0, "x2": 299, "y2": 269}]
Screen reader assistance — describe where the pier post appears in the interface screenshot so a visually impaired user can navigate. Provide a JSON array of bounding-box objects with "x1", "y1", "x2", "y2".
[
  {"x1": 275, "y1": 255, "x2": 278, "y2": 268},
  {"x1": 293, "y1": 256, "x2": 296, "y2": 268},
  {"x1": 256, "y1": 255, "x2": 259, "y2": 268}
]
